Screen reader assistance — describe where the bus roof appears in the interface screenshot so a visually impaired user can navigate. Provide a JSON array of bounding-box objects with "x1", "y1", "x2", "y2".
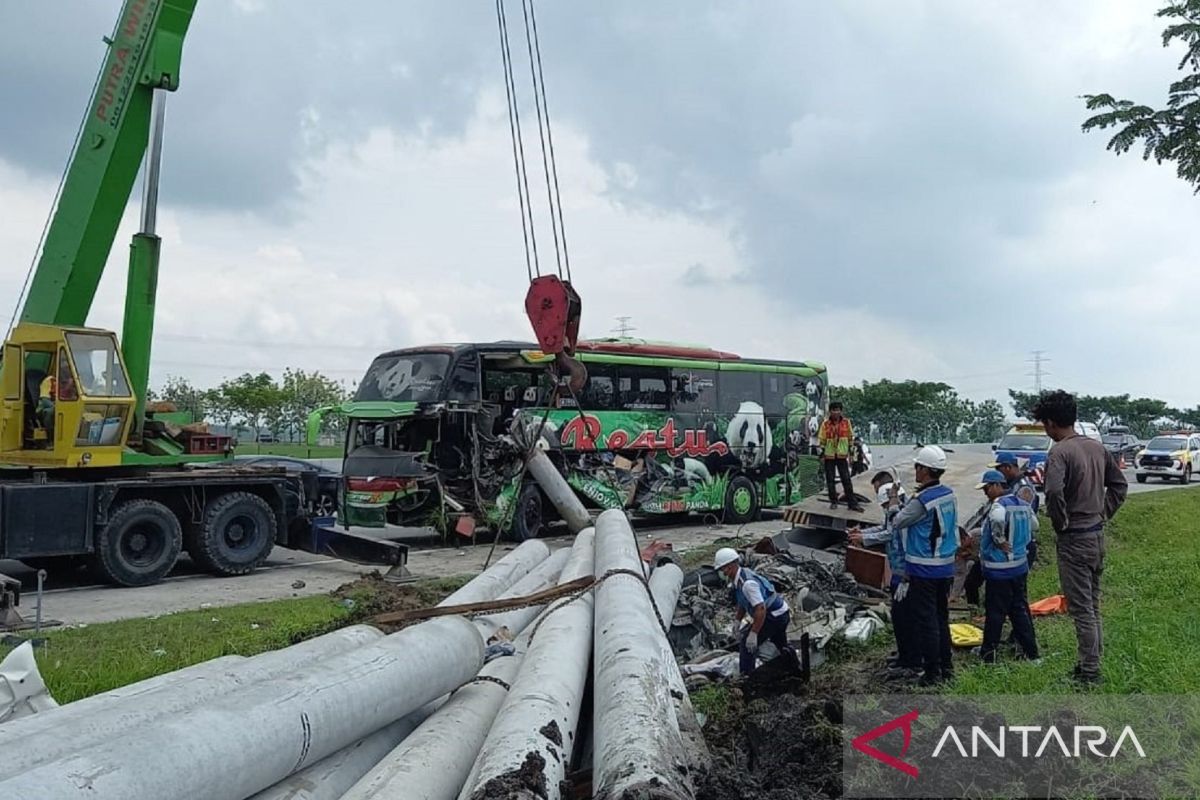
[{"x1": 373, "y1": 338, "x2": 825, "y2": 373}]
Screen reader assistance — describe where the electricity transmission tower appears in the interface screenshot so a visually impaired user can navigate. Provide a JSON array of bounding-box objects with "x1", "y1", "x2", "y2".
[
  {"x1": 1028, "y1": 350, "x2": 1049, "y2": 393},
  {"x1": 612, "y1": 316, "x2": 636, "y2": 337}
]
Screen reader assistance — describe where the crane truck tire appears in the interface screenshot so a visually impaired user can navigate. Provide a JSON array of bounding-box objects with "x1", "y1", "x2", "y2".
[
  {"x1": 187, "y1": 492, "x2": 276, "y2": 576},
  {"x1": 91, "y1": 499, "x2": 183, "y2": 587}
]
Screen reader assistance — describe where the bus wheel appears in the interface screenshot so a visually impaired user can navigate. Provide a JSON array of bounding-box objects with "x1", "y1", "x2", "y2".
[
  {"x1": 509, "y1": 484, "x2": 545, "y2": 542},
  {"x1": 189, "y1": 492, "x2": 276, "y2": 576},
  {"x1": 92, "y1": 499, "x2": 182, "y2": 587},
  {"x1": 723, "y1": 476, "x2": 760, "y2": 525}
]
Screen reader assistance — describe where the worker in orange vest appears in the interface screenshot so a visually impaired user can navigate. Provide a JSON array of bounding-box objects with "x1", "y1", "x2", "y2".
[{"x1": 819, "y1": 401, "x2": 863, "y2": 511}]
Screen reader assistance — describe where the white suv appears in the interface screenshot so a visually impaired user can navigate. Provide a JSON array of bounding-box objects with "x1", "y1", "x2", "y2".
[{"x1": 1135, "y1": 433, "x2": 1200, "y2": 484}]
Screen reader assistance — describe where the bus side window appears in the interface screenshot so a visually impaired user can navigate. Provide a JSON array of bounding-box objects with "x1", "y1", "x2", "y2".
[
  {"x1": 761, "y1": 372, "x2": 794, "y2": 416},
  {"x1": 717, "y1": 369, "x2": 763, "y2": 414},
  {"x1": 671, "y1": 369, "x2": 716, "y2": 413},
  {"x1": 617, "y1": 366, "x2": 669, "y2": 410},
  {"x1": 580, "y1": 364, "x2": 616, "y2": 410}
]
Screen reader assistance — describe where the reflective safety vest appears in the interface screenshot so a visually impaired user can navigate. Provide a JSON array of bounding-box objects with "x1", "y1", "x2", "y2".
[
  {"x1": 733, "y1": 568, "x2": 786, "y2": 616},
  {"x1": 980, "y1": 495, "x2": 1033, "y2": 580},
  {"x1": 886, "y1": 524, "x2": 906, "y2": 585},
  {"x1": 1009, "y1": 475, "x2": 1040, "y2": 515},
  {"x1": 902, "y1": 484, "x2": 959, "y2": 578}
]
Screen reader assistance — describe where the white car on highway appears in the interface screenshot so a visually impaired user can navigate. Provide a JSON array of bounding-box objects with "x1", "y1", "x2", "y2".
[{"x1": 1135, "y1": 433, "x2": 1200, "y2": 484}]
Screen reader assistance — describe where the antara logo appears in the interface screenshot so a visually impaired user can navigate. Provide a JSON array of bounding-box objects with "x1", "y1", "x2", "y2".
[
  {"x1": 558, "y1": 414, "x2": 729, "y2": 458},
  {"x1": 852, "y1": 709, "x2": 1147, "y2": 779}
]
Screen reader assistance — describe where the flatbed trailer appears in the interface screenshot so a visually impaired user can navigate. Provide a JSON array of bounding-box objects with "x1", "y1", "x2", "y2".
[{"x1": 0, "y1": 464, "x2": 408, "y2": 589}]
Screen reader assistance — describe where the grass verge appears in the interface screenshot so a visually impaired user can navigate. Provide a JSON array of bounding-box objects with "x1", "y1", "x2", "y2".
[
  {"x1": 949, "y1": 487, "x2": 1200, "y2": 694},
  {"x1": 0, "y1": 573, "x2": 472, "y2": 704}
]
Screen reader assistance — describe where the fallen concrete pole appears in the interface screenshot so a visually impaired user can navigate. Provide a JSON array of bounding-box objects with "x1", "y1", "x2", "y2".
[
  {"x1": 343, "y1": 652, "x2": 524, "y2": 800},
  {"x1": 525, "y1": 448, "x2": 592, "y2": 533},
  {"x1": 648, "y1": 562, "x2": 710, "y2": 773},
  {"x1": 0, "y1": 626, "x2": 384, "y2": 780},
  {"x1": 461, "y1": 529, "x2": 596, "y2": 800},
  {"x1": 474, "y1": 546, "x2": 570, "y2": 642},
  {"x1": 0, "y1": 617, "x2": 483, "y2": 799},
  {"x1": 592, "y1": 510, "x2": 694, "y2": 800},
  {"x1": 248, "y1": 700, "x2": 443, "y2": 800},
  {"x1": 441, "y1": 538, "x2": 550, "y2": 607}
]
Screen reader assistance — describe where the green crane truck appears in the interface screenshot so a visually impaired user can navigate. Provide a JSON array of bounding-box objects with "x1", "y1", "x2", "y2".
[{"x1": 0, "y1": 0, "x2": 405, "y2": 593}]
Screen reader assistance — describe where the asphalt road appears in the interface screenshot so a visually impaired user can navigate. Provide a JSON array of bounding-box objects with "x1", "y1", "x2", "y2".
[{"x1": 2, "y1": 445, "x2": 1184, "y2": 628}]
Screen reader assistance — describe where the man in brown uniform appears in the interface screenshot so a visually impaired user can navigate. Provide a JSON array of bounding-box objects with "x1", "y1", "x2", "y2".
[{"x1": 1033, "y1": 390, "x2": 1127, "y2": 686}]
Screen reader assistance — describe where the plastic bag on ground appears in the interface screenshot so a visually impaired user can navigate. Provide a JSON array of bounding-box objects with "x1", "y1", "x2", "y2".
[{"x1": 0, "y1": 642, "x2": 58, "y2": 725}]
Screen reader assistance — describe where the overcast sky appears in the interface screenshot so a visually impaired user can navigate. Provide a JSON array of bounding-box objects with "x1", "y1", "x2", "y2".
[{"x1": 0, "y1": 0, "x2": 1195, "y2": 407}]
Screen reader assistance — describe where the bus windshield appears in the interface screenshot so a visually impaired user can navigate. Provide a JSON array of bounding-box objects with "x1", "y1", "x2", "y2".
[{"x1": 355, "y1": 353, "x2": 449, "y2": 403}]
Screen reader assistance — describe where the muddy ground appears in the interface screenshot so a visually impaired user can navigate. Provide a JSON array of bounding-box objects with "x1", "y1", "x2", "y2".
[{"x1": 692, "y1": 640, "x2": 891, "y2": 800}]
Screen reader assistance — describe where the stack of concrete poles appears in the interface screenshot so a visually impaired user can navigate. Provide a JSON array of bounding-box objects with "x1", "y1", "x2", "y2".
[
  {"x1": 0, "y1": 509, "x2": 707, "y2": 800},
  {"x1": 247, "y1": 539, "x2": 563, "y2": 800},
  {"x1": 592, "y1": 509, "x2": 695, "y2": 800},
  {"x1": 0, "y1": 538, "x2": 557, "y2": 800},
  {"x1": 461, "y1": 529, "x2": 597, "y2": 800}
]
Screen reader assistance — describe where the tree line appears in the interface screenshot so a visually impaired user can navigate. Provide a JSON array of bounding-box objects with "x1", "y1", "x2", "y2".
[
  {"x1": 147, "y1": 369, "x2": 349, "y2": 442},
  {"x1": 832, "y1": 381, "x2": 1195, "y2": 444}
]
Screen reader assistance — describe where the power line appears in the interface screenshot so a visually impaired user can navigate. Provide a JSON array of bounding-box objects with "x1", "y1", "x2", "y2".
[{"x1": 1028, "y1": 350, "x2": 1049, "y2": 393}]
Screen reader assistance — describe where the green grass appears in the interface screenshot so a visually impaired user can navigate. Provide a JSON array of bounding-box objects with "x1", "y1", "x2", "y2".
[
  {"x1": 0, "y1": 596, "x2": 355, "y2": 704},
  {"x1": 0, "y1": 574, "x2": 474, "y2": 703},
  {"x1": 691, "y1": 684, "x2": 734, "y2": 724},
  {"x1": 236, "y1": 443, "x2": 343, "y2": 458},
  {"x1": 949, "y1": 487, "x2": 1200, "y2": 695}
]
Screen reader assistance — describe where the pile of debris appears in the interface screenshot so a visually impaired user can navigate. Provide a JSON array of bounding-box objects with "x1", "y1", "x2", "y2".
[
  {"x1": 667, "y1": 542, "x2": 889, "y2": 686},
  {"x1": 0, "y1": 512, "x2": 705, "y2": 800}
]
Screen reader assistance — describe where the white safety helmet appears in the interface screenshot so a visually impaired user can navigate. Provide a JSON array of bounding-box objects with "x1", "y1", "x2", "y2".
[
  {"x1": 913, "y1": 444, "x2": 948, "y2": 470},
  {"x1": 713, "y1": 547, "x2": 740, "y2": 570}
]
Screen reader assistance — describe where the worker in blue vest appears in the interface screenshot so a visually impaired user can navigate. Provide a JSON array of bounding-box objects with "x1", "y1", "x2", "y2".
[
  {"x1": 714, "y1": 547, "x2": 791, "y2": 674},
  {"x1": 991, "y1": 451, "x2": 1040, "y2": 565},
  {"x1": 973, "y1": 469, "x2": 1040, "y2": 663},
  {"x1": 887, "y1": 445, "x2": 959, "y2": 686},
  {"x1": 848, "y1": 470, "x2": 917, "y2": 678}
]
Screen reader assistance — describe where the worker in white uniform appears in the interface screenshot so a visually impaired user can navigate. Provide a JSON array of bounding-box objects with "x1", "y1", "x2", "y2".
[{"x1": 714, "y1": 548, "x2": 791, "y2": 674}]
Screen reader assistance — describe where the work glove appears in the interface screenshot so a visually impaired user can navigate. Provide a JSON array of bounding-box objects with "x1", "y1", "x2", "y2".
[
  {"x1": 745, "y1": 631, "x2": 758, "y2": 654},
  {"x1": 893, "y1": 581, "x2": 909, "y2": 603}
]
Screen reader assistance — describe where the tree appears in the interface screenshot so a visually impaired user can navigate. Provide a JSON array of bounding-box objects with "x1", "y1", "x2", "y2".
[
  {"x1": 151, "y1": 375, "x2": 207, "y2": 421},
  {"x1": 1081, "y1": 0, "x2": 1200, "y2": 192},
  {"x1": 218, "y1": 373, "x2": 283, "y2": 440},
  {"x1": 1008, "y1": 389, "x2": 1039, "y2": 420},
  {"x1": 965, "y1": 399, "x2": 1007, "y2": 443},
  {"x1": 279, "y1": 368, "x2": 347, "y2": 442}
]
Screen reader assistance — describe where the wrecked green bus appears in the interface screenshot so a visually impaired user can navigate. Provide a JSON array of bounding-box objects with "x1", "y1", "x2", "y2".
[{"x1": 313, "y1": 339, "x2": 828, "y2": 539}]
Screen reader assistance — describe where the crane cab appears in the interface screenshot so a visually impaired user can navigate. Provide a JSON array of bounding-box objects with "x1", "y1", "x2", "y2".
[{"x1": 0, "y1": 323, "x2": 135, "y2": 467}]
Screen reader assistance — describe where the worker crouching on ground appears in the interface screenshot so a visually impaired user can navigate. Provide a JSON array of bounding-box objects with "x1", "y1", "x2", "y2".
[
  {"x1": 972, "y1": 469, "x2": 1040, "y2": 663},
  {"x1": 819, "y1": 402, "x2": 864, "y2": 512},
  {"x1": 713, "y1": 547, "x2": 791, "y2": 675},
  {"x1": 848, "y1": 471, "x2": 917, "y2": 678},
  {"x1": 888, "y1": 445, "x2": 959, "y2": 686}
]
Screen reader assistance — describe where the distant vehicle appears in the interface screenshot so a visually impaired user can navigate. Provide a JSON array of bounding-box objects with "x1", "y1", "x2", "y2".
[
  {"x1": 1102, "y1": 432, "x2": 1142, "y2": 462},
  {"x1": 993, "y1": 423, "x2": 1053, "y2": 487},
  {"x1": 197, "y1": 455, "x2": 339, "y2": 516},
  {"x1": 1135, "y1": 432, "x2": 1200, "y2": 484},
  {"x1": 255, "y1": 433, "x2": 277, "y2": 443}
]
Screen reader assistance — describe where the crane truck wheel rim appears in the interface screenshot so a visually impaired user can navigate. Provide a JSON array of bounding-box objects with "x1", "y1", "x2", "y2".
[{"x1": 93, "y1": 499, "x2": 183, "y2": 587}]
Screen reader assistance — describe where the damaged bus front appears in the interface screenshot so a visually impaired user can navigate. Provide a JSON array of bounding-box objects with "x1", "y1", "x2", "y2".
[{"x1": 317, "y1": 340, "x2": 830, "y2": 540}]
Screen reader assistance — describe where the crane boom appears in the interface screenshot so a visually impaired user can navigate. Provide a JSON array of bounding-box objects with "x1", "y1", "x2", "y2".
[{"x1": 19, "y1": 0, "x2": 195, "y2": 328}]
